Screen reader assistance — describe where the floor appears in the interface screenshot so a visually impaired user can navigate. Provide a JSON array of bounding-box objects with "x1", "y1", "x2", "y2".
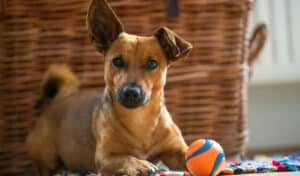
[{"x1": 240, "y1": 172, "x2": 300, "y2": 175}]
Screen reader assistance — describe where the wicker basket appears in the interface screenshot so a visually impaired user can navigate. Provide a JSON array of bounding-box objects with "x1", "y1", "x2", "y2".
[{"x1": 0, "y1": 0, "x2": 266, "y2": 175}]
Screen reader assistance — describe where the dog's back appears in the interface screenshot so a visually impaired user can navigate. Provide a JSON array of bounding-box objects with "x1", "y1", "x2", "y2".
[{"x1": 26, "y1": 65, "x2": 100, "y2": 173}]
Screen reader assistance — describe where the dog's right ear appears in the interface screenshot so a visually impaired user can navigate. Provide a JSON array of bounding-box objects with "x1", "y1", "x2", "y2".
[{"x1": 87, "y1": 0, "x2": 124, "y2": 52}]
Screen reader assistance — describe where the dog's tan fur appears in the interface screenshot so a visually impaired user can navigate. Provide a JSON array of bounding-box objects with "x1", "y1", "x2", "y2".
[{"x1": 26, "y1": 0, "x2": 192, "y2": 175}]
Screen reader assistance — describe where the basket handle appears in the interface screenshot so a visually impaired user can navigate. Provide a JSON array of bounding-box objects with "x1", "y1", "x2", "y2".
[{"x1": 248, "y1": 23, "x2": 267, "y2": 67}]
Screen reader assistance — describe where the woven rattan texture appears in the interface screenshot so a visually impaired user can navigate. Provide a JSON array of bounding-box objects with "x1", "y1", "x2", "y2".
[{"x1": 0, "y1": 0, "x2": 254, "y2": 174}]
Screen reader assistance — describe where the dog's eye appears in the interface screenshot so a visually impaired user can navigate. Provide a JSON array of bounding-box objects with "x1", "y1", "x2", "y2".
[
  {"x1": 144, "y1": 59, "x2": 158, "y2": 71},
  {"x1": 112, "y1": 56, "x2": 125, "y2": 68}
]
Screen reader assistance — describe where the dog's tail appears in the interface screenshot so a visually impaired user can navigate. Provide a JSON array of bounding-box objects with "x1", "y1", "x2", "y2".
[{"x1": 35, "y1": 64, "x2": 80, "y2": 109}]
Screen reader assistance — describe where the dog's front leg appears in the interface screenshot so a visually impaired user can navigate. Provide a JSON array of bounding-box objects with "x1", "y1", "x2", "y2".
[
  {"x1": 97, "y1": 155, "x2": 158, "y2": 176},
  {"x1": 159, "y1": 147, "x2": 187, "y2": 170},
  {"x1": 155, "y1": 122, "x2": 188, "y2": 170}
]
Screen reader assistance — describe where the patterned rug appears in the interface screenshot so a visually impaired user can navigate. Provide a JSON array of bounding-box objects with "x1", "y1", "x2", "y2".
[{"x1": 54, "y1": 152, "x2": 300, "y2": 176}]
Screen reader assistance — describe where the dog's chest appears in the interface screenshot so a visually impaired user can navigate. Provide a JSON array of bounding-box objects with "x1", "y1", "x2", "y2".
[
  {"x1": 131, "y1": 124, "x2": 155, "y2": 152},
  {"x1": 128, "y1": 116, "x2": 158, "y2": 158}
]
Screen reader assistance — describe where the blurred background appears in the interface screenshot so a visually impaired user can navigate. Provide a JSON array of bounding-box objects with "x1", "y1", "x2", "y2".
[{"x1": 248, "y1": 0, "x2": 300, "y2": 152}]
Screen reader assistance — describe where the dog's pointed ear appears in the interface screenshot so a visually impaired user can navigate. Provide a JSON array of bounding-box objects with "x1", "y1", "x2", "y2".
[
  {"x1": 87, "y1": 0, "x2": 124, "y2": 52},
  {"x1": 154, "y1": 27, "x2": 192, "y2": 62}
]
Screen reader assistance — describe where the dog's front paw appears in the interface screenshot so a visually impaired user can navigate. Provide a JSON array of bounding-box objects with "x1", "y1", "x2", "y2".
[{"x1": 114, "y1": 159, "x2": 158, "y2": 176}]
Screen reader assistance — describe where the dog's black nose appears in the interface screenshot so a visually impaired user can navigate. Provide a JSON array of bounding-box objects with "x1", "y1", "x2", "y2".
[
  {"x1": 118, "y1": 83, "x2": 145, "y2": 108},
  {"x1": 123, "y1": 85, "x2": 141, "y2": 101}
]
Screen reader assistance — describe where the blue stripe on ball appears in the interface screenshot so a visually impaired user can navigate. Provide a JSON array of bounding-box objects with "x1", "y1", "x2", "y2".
[
  {"x1": 209, "y1": 152, "x2": 225, "y2": 176},
  {"x1": 185, "y1": 138, "x2": 212, "y2": 163}
]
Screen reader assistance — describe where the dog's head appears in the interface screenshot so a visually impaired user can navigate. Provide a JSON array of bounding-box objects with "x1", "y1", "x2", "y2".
[{"x1": 87, "y1": 0, "x2": 192, "y2": 109}]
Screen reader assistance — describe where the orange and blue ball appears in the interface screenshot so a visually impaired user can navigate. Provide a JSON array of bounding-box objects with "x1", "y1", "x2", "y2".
[{"x1": 185, "y1": 139, "x2": 225, "y2": 176}]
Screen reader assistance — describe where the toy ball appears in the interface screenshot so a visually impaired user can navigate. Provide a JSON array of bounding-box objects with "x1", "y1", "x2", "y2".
[{"x1": 185, "y1": 139, "x2": 225, "y2": 176}]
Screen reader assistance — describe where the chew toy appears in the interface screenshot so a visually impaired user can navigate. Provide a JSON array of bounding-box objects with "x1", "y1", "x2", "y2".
[{"x1": 185, "y1": 139, "x2": 225, "y2": 176}]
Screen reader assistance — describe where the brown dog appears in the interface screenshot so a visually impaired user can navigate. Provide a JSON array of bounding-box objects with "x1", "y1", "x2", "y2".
[{"x1": 26, "y1": 0, "x2": 192, "y2": 175}]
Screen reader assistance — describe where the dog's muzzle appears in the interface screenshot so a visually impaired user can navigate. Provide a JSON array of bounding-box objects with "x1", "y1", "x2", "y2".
[{"x1": 117, "y1": 83, "x2": 148, "y2": 109}]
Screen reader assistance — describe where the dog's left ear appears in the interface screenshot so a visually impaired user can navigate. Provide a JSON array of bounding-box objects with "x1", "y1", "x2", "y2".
[
  {"x1": 87, "y1": 0, "x2": 124, "y2": 52},
  {"x1": 154, "y1": 27, "x2": 192, "y2": 62}
]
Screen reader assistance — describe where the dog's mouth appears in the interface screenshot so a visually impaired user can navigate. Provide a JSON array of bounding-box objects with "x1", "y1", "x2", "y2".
[{"x1": 116, "y1": 84, "x2": 150, "y2": 109}]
